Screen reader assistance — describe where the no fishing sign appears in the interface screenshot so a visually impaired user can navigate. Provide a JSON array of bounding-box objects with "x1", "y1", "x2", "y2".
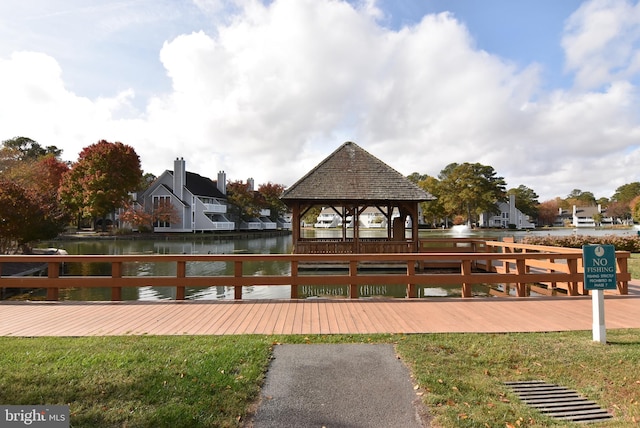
[{"x1": 583, "y1": 244, "x2": 617, "y2": 344}]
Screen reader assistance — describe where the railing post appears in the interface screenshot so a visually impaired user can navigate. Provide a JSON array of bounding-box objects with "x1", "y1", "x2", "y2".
[
  {"x1": 616, "y1": 254, "x2": 629, "y2": 295},
  {"x1": 516, "y1": 258, "x2": 528, "y2": 297},
  {"x1": 461, "y1": 259, "x2": 472, "y2": 298},
  {"x1": 549, "y1": 257, "x2": 557, "y2": 291},
  {"x1": 47, "y1": 262, "x2": 59, "y2": 301},
  {"x1": 406, "y1": 260, "x2": 416, "y2": 298},
  {"x1": 111, "y1": 262, "x2": 122, "y2": 301},
  {"x1": 567, "y1": 258, "x2": 579, "y2": 296},
  {"x1": 290, "y1": 260, "x2": 299, "y2": 299},
  {"x1": 349, "y1": 260, "x2": 358, "y2": 298},
  {"x1": 234, "y1": 261, "x2": 243, "y2": 300},
  {"x1": 176, "y1": 261, "x2": 186, "y2": 300}
]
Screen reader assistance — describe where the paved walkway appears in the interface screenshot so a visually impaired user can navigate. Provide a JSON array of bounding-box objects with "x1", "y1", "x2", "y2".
[
  {"x1": 250, "y1": 344, "x2": 430, "y2": 428},
  {"x1": 1, "y1": 281, "x2": 639, "y2": 336}
]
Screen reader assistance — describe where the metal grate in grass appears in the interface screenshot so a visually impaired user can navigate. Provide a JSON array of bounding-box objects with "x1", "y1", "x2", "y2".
[{"x1": 505, "y1": 380, "x2": 613, "y2": 424}]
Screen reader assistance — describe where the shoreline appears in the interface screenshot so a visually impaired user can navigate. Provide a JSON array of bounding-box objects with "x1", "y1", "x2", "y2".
[{"x1": 47, "y1": 229, "x2": 292, "y2": 242}]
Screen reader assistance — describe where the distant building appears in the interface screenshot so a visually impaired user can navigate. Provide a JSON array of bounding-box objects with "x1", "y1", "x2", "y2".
[
  {"x1": 571, "y1": 205, "x2": 613, "y2": 228},
  {"x1": 554, "y1": 205, "x2": 614, "y2": 228},
  {"x1": 478, "y1": 194, "x2": 535, "y2": 229},
  {"x1": 139, "y1": 158, "x2": 234, "y2": 232}
]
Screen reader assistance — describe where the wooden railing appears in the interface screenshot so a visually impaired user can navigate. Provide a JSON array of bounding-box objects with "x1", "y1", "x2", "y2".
[
  {"x1": 485, "y1": 241, "x2": 631, "y2": 296},
  {"x1": 0, "y1": 247, "x2": 631, "y2": 300}
]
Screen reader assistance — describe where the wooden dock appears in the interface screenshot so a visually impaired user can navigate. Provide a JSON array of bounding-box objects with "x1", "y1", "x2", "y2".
[{"x1": 2, "y1": 281, "x2": 639, "y2": 336}]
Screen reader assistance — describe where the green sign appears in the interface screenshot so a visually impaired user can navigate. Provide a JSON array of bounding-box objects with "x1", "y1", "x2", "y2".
[{"x1": 583, "y1": 244, "x2": 617, "y2": 290}]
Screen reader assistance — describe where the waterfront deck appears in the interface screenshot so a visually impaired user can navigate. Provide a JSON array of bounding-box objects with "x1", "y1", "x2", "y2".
[{"x1": 2, "y1": 281, "x2": 639, "y2": 336}]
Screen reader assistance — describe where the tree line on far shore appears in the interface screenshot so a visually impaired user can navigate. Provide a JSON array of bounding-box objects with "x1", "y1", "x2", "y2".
[
  {"x1": 408, "y1": 168, "x2": 640, "y2": 228},
  {"x1": 2, "y1": 136, "x2": 640, "y2": 254}
]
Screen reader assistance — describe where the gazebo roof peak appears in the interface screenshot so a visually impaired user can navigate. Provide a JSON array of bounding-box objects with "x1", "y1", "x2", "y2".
[{"x1": 281, "y1": 141, "x2": 434, "y2": 202}]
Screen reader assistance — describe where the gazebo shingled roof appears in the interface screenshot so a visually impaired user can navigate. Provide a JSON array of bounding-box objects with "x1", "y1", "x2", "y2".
[
  {"x1": 281, "y1": 141, "x2": 435, "y2": 254},
  {"x1": 281, "y1": 141, "x2": 433, "y2": 202}
]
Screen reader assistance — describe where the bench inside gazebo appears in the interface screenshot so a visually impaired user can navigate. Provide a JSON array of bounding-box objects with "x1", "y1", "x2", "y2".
[{"x1": 280, "y1": 142, "x2": 434, "y2": 254}]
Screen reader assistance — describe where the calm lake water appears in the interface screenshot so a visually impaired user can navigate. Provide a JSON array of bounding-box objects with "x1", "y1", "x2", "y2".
[{"x1": 36, "y1": 227, "x2": 637, "y2": 301}]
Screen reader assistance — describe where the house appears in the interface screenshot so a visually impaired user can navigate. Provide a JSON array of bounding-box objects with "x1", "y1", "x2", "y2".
[
  {"x1": 358, "y1": 206, "x2": 401, "y2": 228},
  {"x1": 139, "y1": 158, "x2": 234, "y2": 232},
  {"x1": 277, "y1": 213, "x2": 292, "y2": 230},
  {"x1": 572, "y1": 205, "x2": 613, "y2": 228},
  {"x1": 478, "y1": 194, "x2": 535, "y2": 229},
  {"x1": 314, "y1": 207, "x2": 345, "y2": 228}
]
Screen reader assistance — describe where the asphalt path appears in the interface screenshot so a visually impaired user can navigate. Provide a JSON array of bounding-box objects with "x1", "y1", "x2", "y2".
[{"x1": 249, "y1": 344, "x2": 430, "y2": 428}]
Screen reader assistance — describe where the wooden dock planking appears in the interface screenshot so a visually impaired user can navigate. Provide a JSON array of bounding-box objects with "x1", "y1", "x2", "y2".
[{"x1": 1, "y1": 282, "x2": 640, "y2": 337}]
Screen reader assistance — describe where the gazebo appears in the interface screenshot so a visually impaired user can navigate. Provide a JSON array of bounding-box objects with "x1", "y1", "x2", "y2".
[{"x1": 281, "y1": 142, "x2": 435, "y2": 254}]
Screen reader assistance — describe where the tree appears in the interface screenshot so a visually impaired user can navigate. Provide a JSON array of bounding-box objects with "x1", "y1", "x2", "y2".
[
  {"x1": 536, "y1": 199, "x2": 560, "y2": 227},
  {"x1": 566, "y1": 189, "x2": 596, "y2": 207},
  {"x1": 1, "y1": 136, "x2": 62, "y2": 161},
  {"x1": 606, "y1": 200, "x2": 631, "y2": 223},
  {"x1": 631, "y1": 196, "x2": 640, "y2": 224},
  {"x1": 0, "y1": 178, "x2": 67, "y2": 253},
  {"x1": 416, "y1": 175, "x2": 446, "y2": 227},
  {"x1": 119, "y1": 199, "x2": 180, "y2": 232},
  {"x1": 118, "y1": 206, "x2": 153, "y2": 231},
  {"x1": 301, "y1": 206, "x2": 321, "y2": 226},
  {"x1": 407, "y1": 172, "x2": 429, "y2": 184},
  {"x1": 59, "y1": 140, "x2": 142, "y2": 231},
  {"x1": 226, "y1": 180, "x2": 261, "y2": 220},
  {"x1": 258, "y1": 182, "x2": 287, "y2": 220},
  {"x1": 507, "y1": 185, "x2": 539, "y2": 218},
  {"x1": 437, "y1": 162, "x2": 507, "y2": 226},
  {"x1": 611, "y1": 182, "x2": 640, "y2": 205},
  {"x1": 0, "y1": 139, "x2": 70, "y2": 252}
]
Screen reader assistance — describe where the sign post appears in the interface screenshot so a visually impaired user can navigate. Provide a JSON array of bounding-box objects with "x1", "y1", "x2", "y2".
[{"x1": 582, "y1": 245, "x2": 617, "y2": 344}]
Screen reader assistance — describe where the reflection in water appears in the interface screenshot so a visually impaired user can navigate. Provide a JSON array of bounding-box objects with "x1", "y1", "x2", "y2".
[
  {"x1": 299, "y1": 284, "x2": 491, "y2": 299},
  {"x1": 38, "y1": 228, "x2": 634, "y2": 301}
]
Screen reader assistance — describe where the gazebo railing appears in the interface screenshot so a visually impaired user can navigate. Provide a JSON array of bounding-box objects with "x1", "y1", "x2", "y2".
[{"x1": 295, "y1": 238, "x2": 414, "y2": 254}]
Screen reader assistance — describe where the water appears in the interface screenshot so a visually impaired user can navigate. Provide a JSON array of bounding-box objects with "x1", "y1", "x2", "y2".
[{"x1": 36, "y1": 228, "x2": 636, "y2": 301}]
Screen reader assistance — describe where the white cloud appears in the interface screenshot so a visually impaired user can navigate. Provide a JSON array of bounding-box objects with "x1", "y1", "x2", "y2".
[
  {"x1": 562, "y1": 0, "x2": 640, "y2": 90},
  {"x1": 2, "y1": 0, "x2": 640, "y2": 202}
]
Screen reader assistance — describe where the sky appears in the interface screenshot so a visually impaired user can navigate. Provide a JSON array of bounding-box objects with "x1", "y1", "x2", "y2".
[{"x1": 2, "y1": 0, "x2": 640, "y2": 202}]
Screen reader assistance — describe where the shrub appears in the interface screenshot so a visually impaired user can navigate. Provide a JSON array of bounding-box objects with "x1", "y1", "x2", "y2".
[{"x1": 521, "y1": 234, "x2": 640, "y2": 252}]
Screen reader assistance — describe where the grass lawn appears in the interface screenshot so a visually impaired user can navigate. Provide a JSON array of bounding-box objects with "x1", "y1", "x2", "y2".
[
  {"x1": 628, "y1": 253, "x2": 640, "y2": 279},
  {"x1": 1, "y1": 331, "x2": 639, "y2": 427}
]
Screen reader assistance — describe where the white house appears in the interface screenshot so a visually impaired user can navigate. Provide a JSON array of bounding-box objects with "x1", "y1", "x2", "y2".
[
  {"x1": 358, "y1": 206, "x2": 401, "y2": 228},
  {"x1": 478, "y1": 194, "x2": 536, "y2": 229},
  {"x1": 139, "y1": 158, "x2": 234, "y2": 232},
  {"x1": 572, "y1": 205, "x2": 613, "y2": 228},
  {"x1": 314, "y1": 207, "x2": 343, "y2": 228}
]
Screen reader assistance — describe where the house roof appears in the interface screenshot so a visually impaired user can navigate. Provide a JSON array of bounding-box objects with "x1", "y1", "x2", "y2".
[
  {"x1": 575, "y1": 206, "x2": 603, "y2": 217},
  {"x1": 281, "y1": 141, "x2": 434, "y2": 202},
  {"x1": 184, "y1": 172, "x2": 226, "y2": 199}
]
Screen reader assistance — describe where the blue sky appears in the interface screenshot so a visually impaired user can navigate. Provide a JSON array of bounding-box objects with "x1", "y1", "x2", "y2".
[{"x1": 1, "y1": 0, "x2": 640, "y2": 202}]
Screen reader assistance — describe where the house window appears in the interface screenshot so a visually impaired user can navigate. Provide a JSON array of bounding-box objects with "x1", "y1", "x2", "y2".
[{"x1": 153, "y1": 196, "x2": 171, "y2": 228}]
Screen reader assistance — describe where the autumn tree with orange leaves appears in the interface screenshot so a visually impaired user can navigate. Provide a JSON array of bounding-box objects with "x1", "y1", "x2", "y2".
[
  {"x1": 257, "y1": 182, "x2": 287, "y2": 220},
  {"x1": 59, "y1": 140, "x2": 142, "y2": 231},
  {"x1": 0, "y1": 137, "x2": 69, "y2": 253}
]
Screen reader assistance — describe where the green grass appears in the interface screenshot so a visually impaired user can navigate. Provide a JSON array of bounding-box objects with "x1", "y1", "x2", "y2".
[
  {"x1": 0, "y1": 336, "x2": 273, "y2": 427},
  {"x1": 2, "y1": 332, "x2": 640, "y2": 427},
  {"x1": 628, "y1": 253, "x2": 640, "y2": 279}
]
